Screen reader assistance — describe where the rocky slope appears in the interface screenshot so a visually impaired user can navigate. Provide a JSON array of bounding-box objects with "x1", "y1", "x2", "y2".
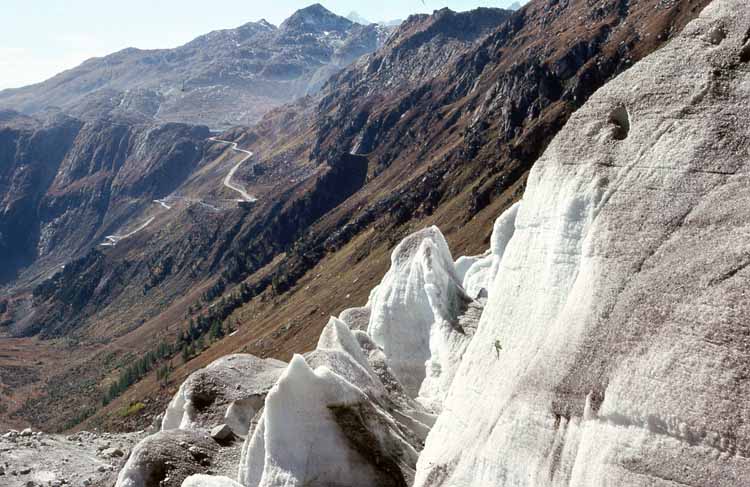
[
  {"x1": 100, "y1": 0, "x2": 750, "y2": 484},
  {"x1": 0, "y1": 428, "x2": 145, "y2": 487},
  {"x1": 0, "y1": 111, "x2": 209, "y2": 295},
  {"x1": 0, "y1": 4, "x2": 387, "y2": 129}
]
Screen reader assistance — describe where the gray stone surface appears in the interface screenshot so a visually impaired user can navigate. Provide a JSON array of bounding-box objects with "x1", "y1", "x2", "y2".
[
  {"x1": 0, "y1": 429, "x2": 144, "y2": 487},
  {"x1": 210, "y1": 424, "x2": 233, "y2": 442},
  {"x1": 115, "y1": 430, "x2": 222, "y2": 487}
]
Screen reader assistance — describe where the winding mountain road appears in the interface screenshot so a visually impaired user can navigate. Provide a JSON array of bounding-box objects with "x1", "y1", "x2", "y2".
[
  {"x1": 99, "y1": 137, "x2": 255, "y2": 247},
  {"x1": 209, "y1": 137, "x2": 257, "y2": 202},
  {"x1": 154, "y1": 199, "x2": 172, "y2": 210},
  {"x1": 100, "y1": 216, "x2": 156, "y2": 247}
]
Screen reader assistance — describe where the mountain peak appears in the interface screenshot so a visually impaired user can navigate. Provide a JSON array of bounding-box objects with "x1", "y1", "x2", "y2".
[
  {"x1": 280, "y1": 3, "x2": 353, "y2": 34},
  {"x1": 257, "y1": 19, "x2": 276, "y2": 30}
]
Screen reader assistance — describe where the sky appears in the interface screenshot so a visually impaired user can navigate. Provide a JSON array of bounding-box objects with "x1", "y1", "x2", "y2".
[{"x1": 0, "y1": 1, "x2": 523, "y2": 90}]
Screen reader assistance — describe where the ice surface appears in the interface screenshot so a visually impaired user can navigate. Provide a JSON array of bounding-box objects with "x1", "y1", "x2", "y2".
[
  {"x1": 454, "y1": 254, "x2": 483, "y2": 284},
  {"x1": 366, "y1": 226, "x2": 467, "y2": 399},
  {"x1": 161, "y1": 354, "x2": 285, "y2": 437},
  {"x1": 414, "y1": 1, "x2": 750, "y2": 485},
  {"x1": 338, "y1": 306, "x2": 371, "y2": 330},
  {"x1": 238, "y1": 354, "x2": 384, "y2": 487},
  {"x1": 237, "y1": 318, "x2": 428, "y2": 486},
  {"x1": 182, "y1": 474, "x2": 244, "y2": 487},
  {"x1": 461, "y1": 202, "x2": 519, "y2": 299}
]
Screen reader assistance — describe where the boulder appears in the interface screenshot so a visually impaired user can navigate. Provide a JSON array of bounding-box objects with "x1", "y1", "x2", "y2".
[
  {"x1": 115, "y1": 431, "x2": 219, "y2": 487},
  {"x1": 102, "y1": 447, "x2": 125, "y2": 458},
  {"x1": 209, "y1": 425, "x2": 233, "y2": 442}
]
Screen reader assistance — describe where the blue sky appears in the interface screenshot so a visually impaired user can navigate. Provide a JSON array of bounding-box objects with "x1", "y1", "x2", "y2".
[{"x1": 0, "y1": 1, "x2": 523, "y2": 90}]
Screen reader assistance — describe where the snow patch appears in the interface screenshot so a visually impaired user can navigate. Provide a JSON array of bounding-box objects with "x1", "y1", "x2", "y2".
[{"x1": 182, "y1": 474, "x2": 243, "y2": 487}]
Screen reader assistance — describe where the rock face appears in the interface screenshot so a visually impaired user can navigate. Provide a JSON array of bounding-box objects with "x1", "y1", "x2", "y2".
[
  {"x1": 414, "y1": 0, "x2": 750, "y2": 485},
  {"x1": 0, "y1": 4, "x2": 387, "y2": 129},
  {"x1": 311, "y1": 7, "x2": 513, "y2": 160},
  {"x1": 0, "y1": 112, "x2": 211, "y2": 341}
]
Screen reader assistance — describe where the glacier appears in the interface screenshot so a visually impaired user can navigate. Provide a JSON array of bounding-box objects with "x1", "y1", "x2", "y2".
[
  {"x1": 415, "y1": 0, "x2": 750, "y2": 485},
  {"x1": 116, "y1": 1, "x2": 750, "y2": 485},
  {"x1": 238, "y1": 316, "x2": 429, "y2": 487},
  {"x1": 161, "y1": 354, "x2": 286, "y2": 438}
]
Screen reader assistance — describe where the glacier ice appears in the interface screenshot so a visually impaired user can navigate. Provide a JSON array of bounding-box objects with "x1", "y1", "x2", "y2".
[
  {"x1": 366, "y1": 227, "x2": 457, "y2": 396},
  {"x1": 461, "y1": 201, "x2": 519, "y2": 299},
  {"x1": 238, "y1": 317, "x2": 425, "y2": 487},
  {"x1": 366, "y1": 225, "x2": 477, "y2": 408},
  {"x1": 161, "y1": 354, "x2": 285, "y2": 437},
  {"x1": 182, "y1": 475, "x2": 244, "y2": 487},
  {"x1": 239, "y1": 354, "x2": 387, "y2": 487},
  {"x1": 414, "y1": 1, "x2": 750, "y2": 485}
]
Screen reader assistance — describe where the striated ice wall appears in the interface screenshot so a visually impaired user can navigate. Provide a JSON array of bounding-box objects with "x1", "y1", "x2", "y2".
[{"x1": 414, "y1": 1, "x2": 750, "y2": 485}]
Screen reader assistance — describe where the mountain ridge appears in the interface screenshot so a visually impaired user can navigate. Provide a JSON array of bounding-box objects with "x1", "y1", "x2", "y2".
[{"x1": 0, "y1": 4, "x2": 387, "y2": 130}]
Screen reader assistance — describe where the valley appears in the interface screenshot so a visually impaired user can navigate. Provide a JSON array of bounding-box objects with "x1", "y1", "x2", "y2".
[{"x1": 2, "y1": 0, "x2": 749, "y2": 486}]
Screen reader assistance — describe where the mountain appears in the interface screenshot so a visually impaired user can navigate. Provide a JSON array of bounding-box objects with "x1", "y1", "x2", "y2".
[
  {"x1": 0, "y1": 111, "x2": 210, "y2": 293},
  {"x1": 0, "y1": 0, "x2": 712, "y2": 445},
  {"x1": 380, "y1": 19, "x2": 404, "y2": 27},
  {"x1": 0, "y1": 4, "x2": 387, "y2": 130}
]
